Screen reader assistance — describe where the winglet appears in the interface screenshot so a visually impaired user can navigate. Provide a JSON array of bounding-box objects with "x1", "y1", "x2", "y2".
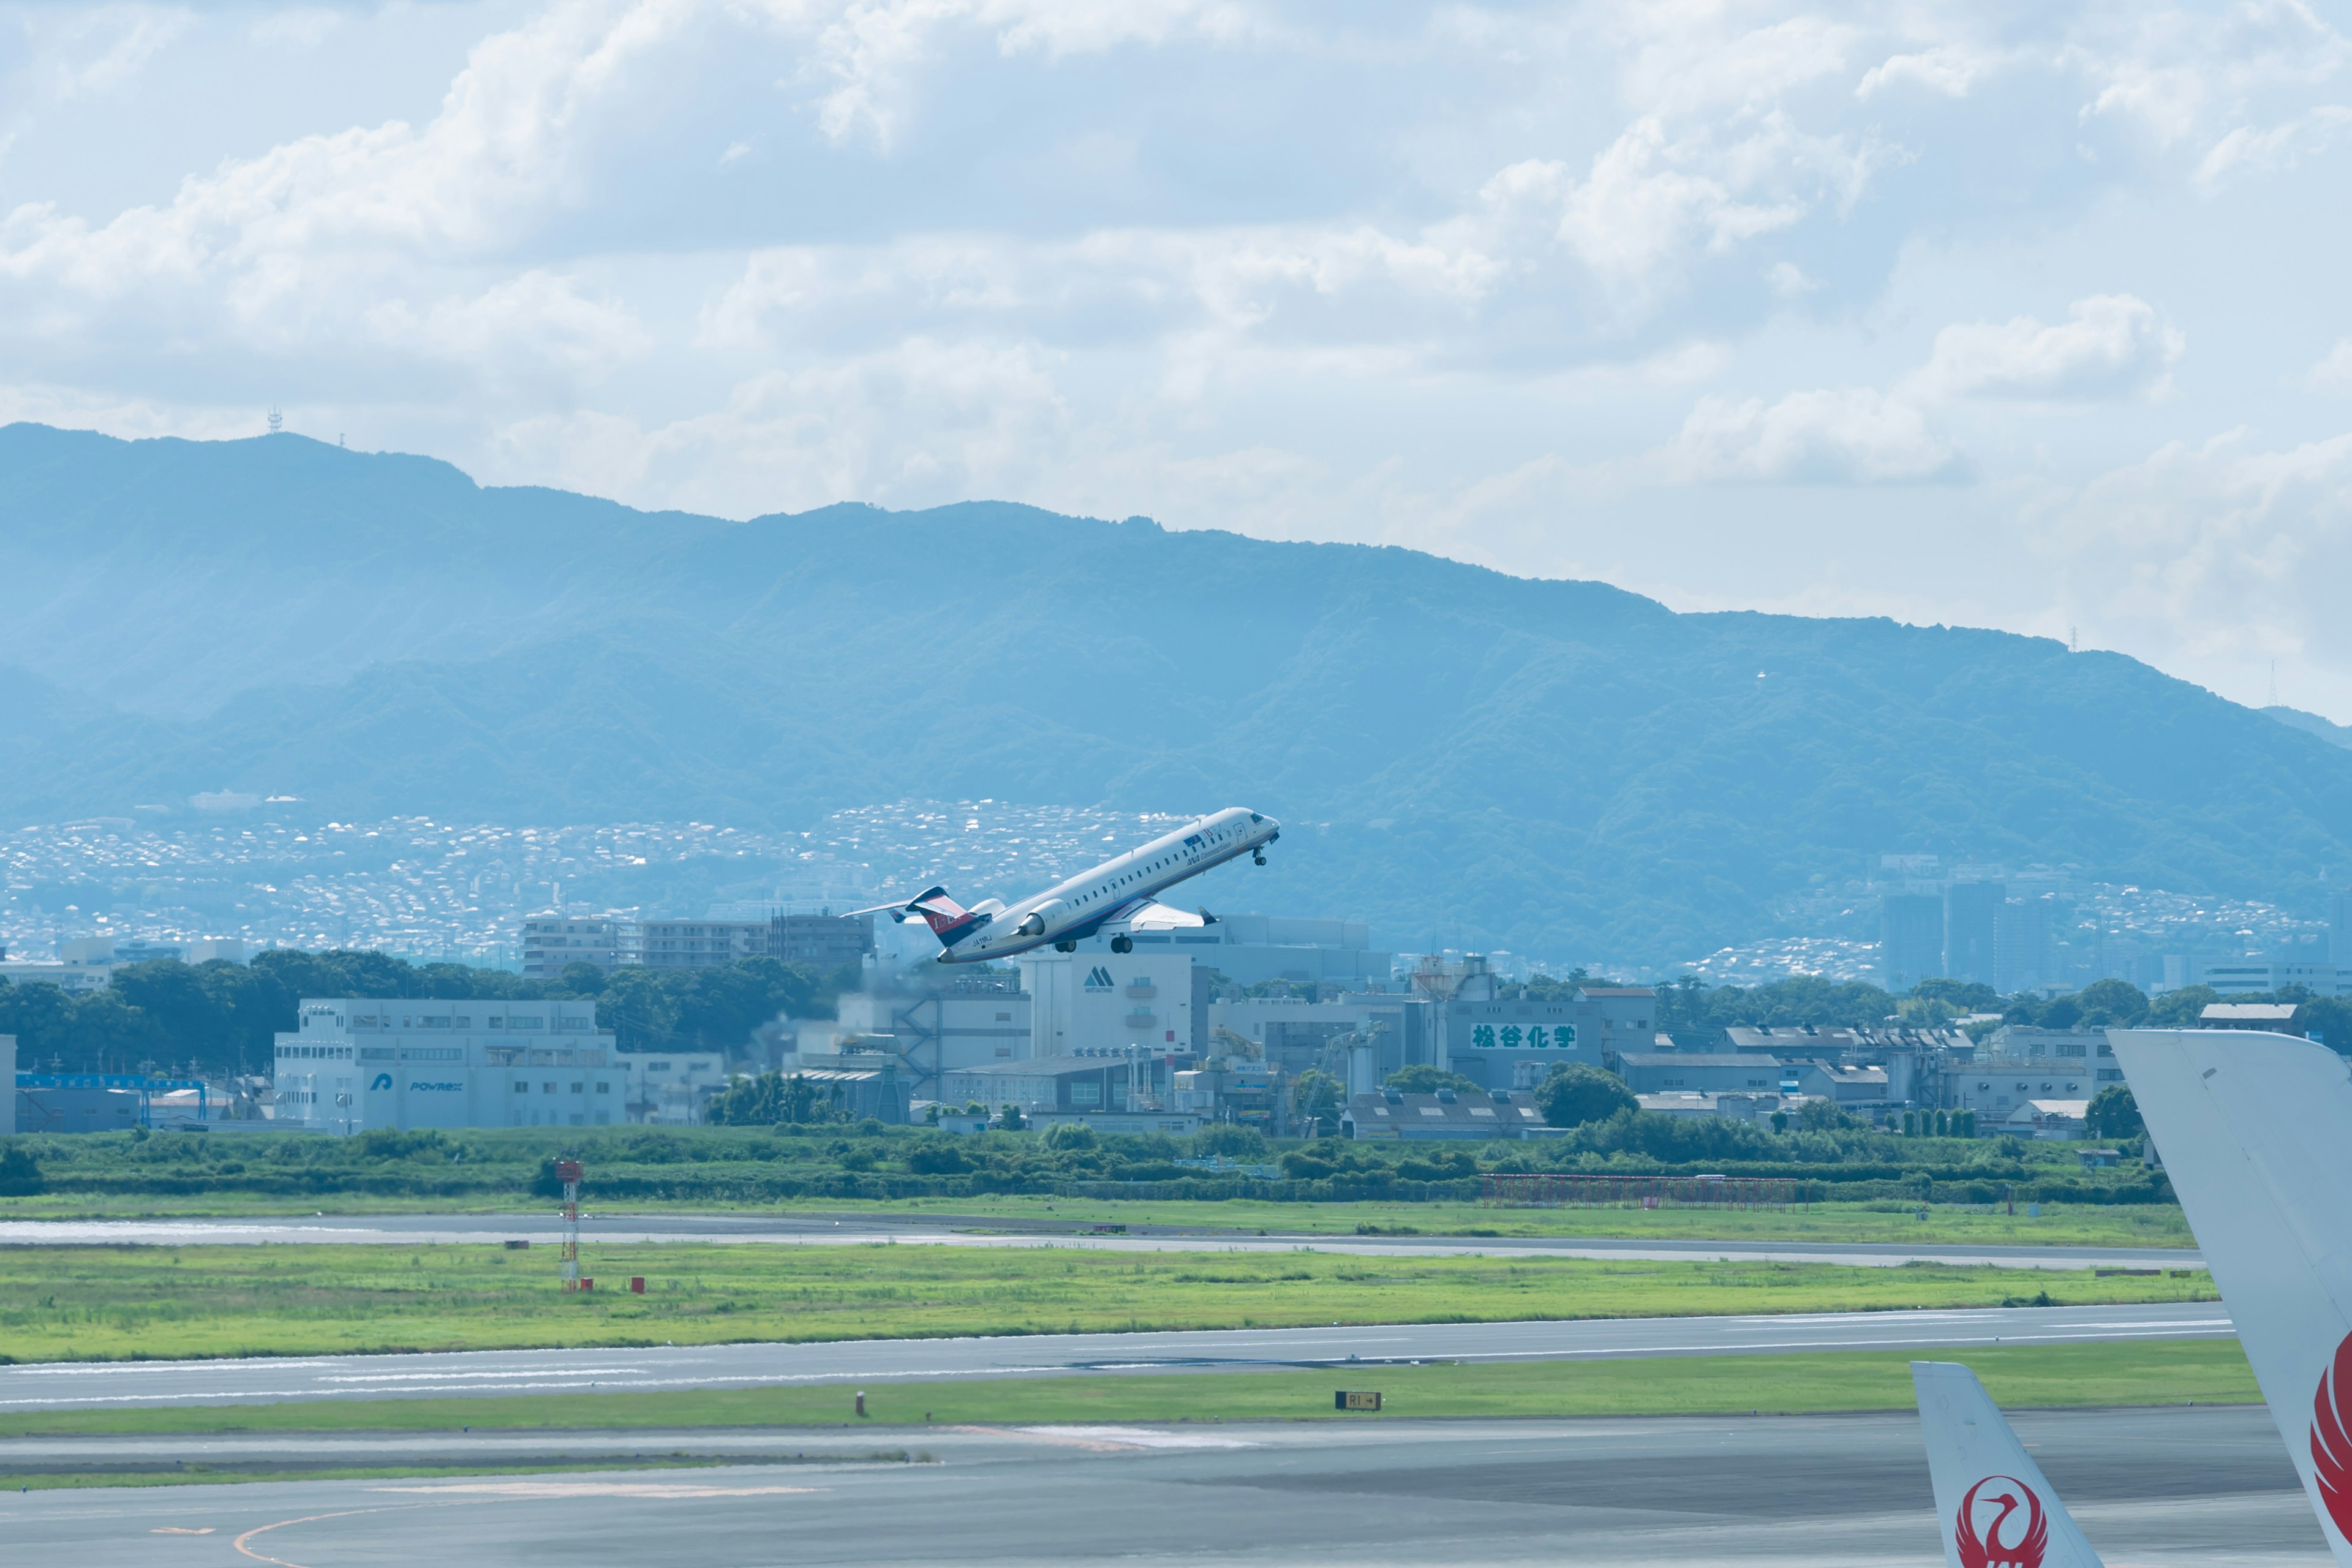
[
  {"x1": 2107, "y1": 1028, "x2": 2352, "y2": 1564},
  {"x1": 1915, "y1": 1362, "x2": 2101, "y2": 1568}
]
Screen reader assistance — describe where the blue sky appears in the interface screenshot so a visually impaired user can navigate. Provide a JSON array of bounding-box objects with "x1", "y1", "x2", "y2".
[{"x1": 4, "y1": 1, "x2": 2351, "y2": 717}]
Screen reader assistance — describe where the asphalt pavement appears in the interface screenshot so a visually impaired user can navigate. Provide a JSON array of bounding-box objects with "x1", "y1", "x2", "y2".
[
  {"x1": 0, "y1": 1301, "x2": 2234, "y2": 1414},
  {"x1": 0, "y1": 1406, "x2": 2323, "y2": 1566},
  {"x1": 0, "y1": 1210, "x2": 2207, "y2": 1271}
]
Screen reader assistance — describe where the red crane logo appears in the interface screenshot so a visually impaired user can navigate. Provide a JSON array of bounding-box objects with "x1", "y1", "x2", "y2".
[
  {"x1": 1956, "y1": 1475, "x2": 2048, "y2": 1568},
  {"x1": 2312, "y1": 1330, "x2": 2352, "y2": 1540}
]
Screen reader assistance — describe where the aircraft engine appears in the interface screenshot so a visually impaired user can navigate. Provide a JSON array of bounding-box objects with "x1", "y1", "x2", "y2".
[{"x1": 1014, "y1": 899, "x2": 1069, "y2": 938}]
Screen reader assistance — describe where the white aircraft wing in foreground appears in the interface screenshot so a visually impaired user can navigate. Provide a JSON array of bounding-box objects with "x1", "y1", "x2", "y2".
[
  {"x1": 1914, "y1": 1360, "x2": 2103, "y2": 1568},
  {"x1": 2108, "y1": 1027, "x2": 2352, "y2": 1566}
]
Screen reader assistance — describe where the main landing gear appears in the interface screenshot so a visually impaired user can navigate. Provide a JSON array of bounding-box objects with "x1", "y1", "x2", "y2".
[
  {"x1": 1110, "y1": 935, "x2": 1133, "y2": 954},
  {"x1": 1054, "y1": 940, "x2": 1077, "y2": 953}
]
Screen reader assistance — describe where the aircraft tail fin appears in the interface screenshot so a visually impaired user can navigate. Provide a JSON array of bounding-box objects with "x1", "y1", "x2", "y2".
[
  {"x1": 1913, "y1": 1362, "x2": 2102, "y2": 1568},
  {"x1": 900, "y1": 885, "x2": 987, "y2": 949},
  {"x1": 2106, "y1": 1028, "x2": 2352, "y2": 1563}
]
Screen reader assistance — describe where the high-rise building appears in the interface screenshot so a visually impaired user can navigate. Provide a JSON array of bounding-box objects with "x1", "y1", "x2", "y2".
[
  {"x1": 767, "y1": 913, "x2": 876, "y2": 970},
  {"x1": 638, "y1": 919, "x2": 769, "y2": 969},
  {"x1": 1993, "y1": 895, "x2": 2052, "y2": 995},
  {"x1": 526, "y1": 914, "x2": 875, "y2": 978},
  {"x1": 1943, "y1": 881, "x2": 2005, "y2": 986},
  {"x1": 1880, "y1": 894, "x2": 1944, "y2": 990},
  {"x1": 520, "y1": 917, "x2": 631, "y2": 980}
]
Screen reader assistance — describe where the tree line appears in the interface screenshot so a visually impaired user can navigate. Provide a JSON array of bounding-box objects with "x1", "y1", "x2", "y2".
[
  {"x1": 1512, "y1": 968, "x2": 2352, "y2": 1048},
  {"x1": 0, "y1": 950, "x2": 859, "y2": 1079}
]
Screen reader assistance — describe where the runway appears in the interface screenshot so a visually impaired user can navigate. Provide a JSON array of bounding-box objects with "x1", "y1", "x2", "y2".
[
  {"x1": 0, "y1": 1406, "x2": 2324, "y2": 1566},
  {"x1": 0, "y1": 1210, "x2": 2206, "y2": 1271},
  {"x1": 0, "y1": 1301, "x2": 2234, "y2": 1414}
]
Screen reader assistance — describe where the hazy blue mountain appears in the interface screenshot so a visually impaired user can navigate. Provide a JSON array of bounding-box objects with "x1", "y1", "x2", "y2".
[
  {"x1": 7, "y1": 421, "x2": 2352, "y2": 962},
  {"x1": 2267, "y1": 705, "x2": 2352, "y2": 749},
  {"x1": 0, "y1": 423, "x2": 722, "y2": 716}
]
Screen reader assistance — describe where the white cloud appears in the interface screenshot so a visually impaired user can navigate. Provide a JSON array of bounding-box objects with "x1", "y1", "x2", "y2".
[
  {"x1": 2194, "y1": 105, "x2": 2352, "y2": 192},
  {"x1": 365, "y1": 271, "x2": 652, "y2": 382},
  {"x1": 2309, "y1": 339, "x2": 2352, "y2": 395},
  {"x1": 801, "y1": 0, "x2": 1256, "y2": 149},
  {"x1": 1856, "y1": 44, "x2": 2000, "y2": 100},
  {"x1": 498, "y1": 335, "x2": 1072, "y2": 515},
  {"x1": 2048, "y1": 430, "x2": 2352, "y2": 710},
  {"x1": 2075, "y1": 1, "x2": 2352, "y2": 157},
  {"x1": 29, "y1": 5, "x2": 195, "y2": 100},
  {"x1": 1542, "y1": 113, "x2": 1894, "y2": 307},
  {"x1": 1907, "y1": 295, "x2": 2184, "y2": 401},
  {"x1": 1662, "y1": 388, "x2": 1961, "y2": 484}
]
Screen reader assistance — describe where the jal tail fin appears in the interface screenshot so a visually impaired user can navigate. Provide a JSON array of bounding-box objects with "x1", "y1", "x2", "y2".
[
  {"x1": 902, "y1": 885, "x2": 986, "y2": 949},
  {"x1": 2106, "y1": 1028, "x2": 2352, "y2": 1564},
  {"x1": 1914, "y1": 1362, "x2": 2102, "y2": 1568}
]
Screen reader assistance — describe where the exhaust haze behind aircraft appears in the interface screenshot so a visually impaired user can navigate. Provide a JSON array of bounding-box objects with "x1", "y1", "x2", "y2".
[
  {"x1": 1914, "y1": 1360, "x2": 2103, "y2": 1568},
  {"x1": 844, "y1": 807, "x2": 1280, "y2": 963},
  {"x1": 2108, "y1": 1027, "x2": 2352, "y2": 1566}
]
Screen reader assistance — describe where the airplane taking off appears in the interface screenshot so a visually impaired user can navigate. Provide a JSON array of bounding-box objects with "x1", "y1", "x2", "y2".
[
  {"x1": 846, "y1": 807, "x2": 1280, "y2": 964},
  {"x1": 2108, "y1": 1027, "x2": 2352, "y2": 1566},
  {"x1": 1914, "y1": 1361, "x2": 2103, "y2": 1568}
]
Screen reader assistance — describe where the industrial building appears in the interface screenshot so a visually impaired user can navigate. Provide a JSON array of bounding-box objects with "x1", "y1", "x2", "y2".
[
  {"x1": 273, "y1": 997, "x2": 624, "y2": 1133},
  {"x1": 799, "y1": 974, "x2": 1033, "y2": 1101},
  {"x1": 1446, "y1": 985, "x2": 1654, "y2": 1091},
  {"x1": 1211, "y1": 991, "x2": 1439, "y2": 1082},
  {"x1": 1340, "y1": 1087, "x2": 1550, "y2": 1140},
  {"x1": 1014, "y1": 951, "x2": 1213, "y2": 1060},
  {"x1": 942, "y1": 1052, "x2": 1182, "y2": 1117},
  {"x1": 621, "y1": 1052, "x2": 729, "y2": 1124},
  {"x1": 1608, "y1": 1052, "x2": 1786, "y2": 1095}
]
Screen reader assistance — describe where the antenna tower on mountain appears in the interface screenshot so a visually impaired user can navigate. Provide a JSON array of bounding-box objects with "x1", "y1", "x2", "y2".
[
  {"x1": 266, "y1": 406, "x2": 282, "y2": 435},
  {"x1": 2270, "y1": 659, "x2": 2278, "y2": 707}
]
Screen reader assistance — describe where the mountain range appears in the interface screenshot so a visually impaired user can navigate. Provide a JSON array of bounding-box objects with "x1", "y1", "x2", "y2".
[{"x1": 6, "y1": 421, "x2": 2351, "y2": 964}]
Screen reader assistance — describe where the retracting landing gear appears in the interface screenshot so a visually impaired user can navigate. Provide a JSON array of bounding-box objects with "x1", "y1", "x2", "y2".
[{"x1": 1110, "y1": 935, "x2": 1133, "y2": 954}]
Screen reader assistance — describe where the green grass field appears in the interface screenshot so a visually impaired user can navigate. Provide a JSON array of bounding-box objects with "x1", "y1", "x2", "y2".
[
  {"x1": 0, "y1": 1189, "x2": 2197, "y2": 1250},
  {"x1": 0, "y1": 1339, "x2": 2260, "y2": 1443},
  {"x1": 0, "y1": 1242, "x2": 2215, "y2": 1363}
]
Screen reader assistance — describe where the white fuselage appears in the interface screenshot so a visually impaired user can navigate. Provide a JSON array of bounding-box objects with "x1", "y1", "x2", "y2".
[{"x1": 941, "y1": 807, "x2": 1280, "y2": 962}]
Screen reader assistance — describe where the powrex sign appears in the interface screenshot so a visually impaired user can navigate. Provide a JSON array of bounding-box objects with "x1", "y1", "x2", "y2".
[{"x1": 1955, "y1": 1477, "x2": 2048, "y2": 1568}]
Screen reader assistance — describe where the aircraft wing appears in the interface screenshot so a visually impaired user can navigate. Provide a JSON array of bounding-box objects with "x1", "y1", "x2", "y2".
[
  {"x1": 836, "y1": 886, "x2": 961, "y2": 925},
  {"x1": 1096, "y1": 899, "x2": 1218, "y2": 933}
]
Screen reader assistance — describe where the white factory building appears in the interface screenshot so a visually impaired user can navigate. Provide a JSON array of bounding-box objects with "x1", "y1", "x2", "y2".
[
  {"x1": 271, "y1": 998, "x2": 721, "y2": 1133},
  {"x1": 1014, "y1": 950, "x2": 1213, "y2": 1060}
]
